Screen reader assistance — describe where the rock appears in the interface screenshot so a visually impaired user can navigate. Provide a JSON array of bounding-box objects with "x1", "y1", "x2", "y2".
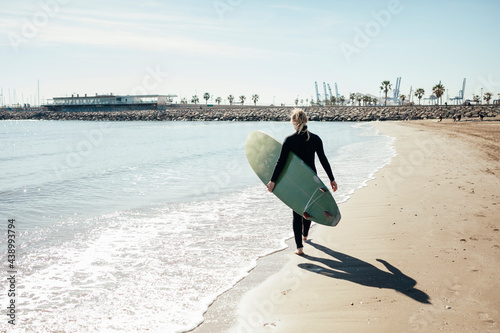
[{"x1": 0, "y1": 104, "x2": 498, "y2": 121}]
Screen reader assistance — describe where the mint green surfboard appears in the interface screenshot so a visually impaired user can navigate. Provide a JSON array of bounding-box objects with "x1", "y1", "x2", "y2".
[{"x1": 245, "y1": 130, "x2": 341, "y2": 227}]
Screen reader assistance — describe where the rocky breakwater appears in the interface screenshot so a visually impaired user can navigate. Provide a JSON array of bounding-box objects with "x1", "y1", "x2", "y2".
[
  {"x1": 0, "y1": 105, "x2": 498, "y2": 121},
  {"x1": 307, "y1": 104, "x2": 499, "y2": 121},
  {"x1": 0, "y1": 107, "x2": 294, "y2": 121}
]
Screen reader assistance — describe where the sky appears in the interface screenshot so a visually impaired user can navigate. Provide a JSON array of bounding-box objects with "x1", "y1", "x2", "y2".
[{"x1": 1, "y1": 0, "x2": 499, "y2": 106}]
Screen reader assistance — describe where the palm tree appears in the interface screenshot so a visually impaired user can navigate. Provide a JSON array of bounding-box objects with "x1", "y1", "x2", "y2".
[
  {"x1": 483, "y1": 92, "x2": 493, "y2": 104},
  {"x1": 252, "y1": 94, "x2": 259, "y2": 106},
  {"x1": 339, "y1": 95, "x2": 345, "y2": 105},
  {"x1": 414, "y1": 88, "x2": 425, "y2": 105},
  {"x1": 203, "y1": 92, "x2": 210, "y2": 105},
  {"x1": 380, "y1": 81, "x2": 392, "y2": 106},
  {"x1": 294, "y1": 98, "x2": 299, "y2": 106},
  {"x1": 228, "y1": 95, "x2": 234, "y2": 105},
  {"x1": 180, "y1": 97, "x2": 187, "y2": 104},
  {"x1": 356, "y1": 95, "x2": 362, "y2": 106},
  {"x1": 191, "y1": 95, "x2": 199, "y2": 104},
  {"x1": 432, "y1": 83, "x2": 445, "y2": 105},
  {"x1": 330, "y1": 96, "x2": 337, "y2": 105},
  {"x1": 349, "y1": 93, "x2": 356, "y2": 105},
  {"x1": 362, "y1": 95, "x2": 370, "y2": 106},
  {"x1": 239, "y1": 95, "x2": 246, "y2": 105},
  {"x1": 399, "y1": 94, "x2": 406, "y2": 105},
  {"x1": 215, "y1": 97, "x2": 222, "y2": 105},
  {"x1": 473, "y1": 95, "x2": 480, "y2": 105},
  {"x1": 372, "y1": 97, "x2": 378, "y2": 105}
]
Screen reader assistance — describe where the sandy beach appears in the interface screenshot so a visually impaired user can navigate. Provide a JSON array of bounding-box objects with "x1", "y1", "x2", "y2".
[{"x1": 194, "y1": 119, "x2": 500, "y2": 333}]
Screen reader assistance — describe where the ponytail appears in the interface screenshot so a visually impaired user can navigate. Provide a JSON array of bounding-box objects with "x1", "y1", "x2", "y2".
[{"x1": 291, "y1": 108, "x2": 310, "y2": 141}]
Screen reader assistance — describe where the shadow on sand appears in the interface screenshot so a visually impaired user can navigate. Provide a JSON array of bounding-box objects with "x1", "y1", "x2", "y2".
[{"x1": 298, "y1": 240, "x2": 431, "y2": 304}]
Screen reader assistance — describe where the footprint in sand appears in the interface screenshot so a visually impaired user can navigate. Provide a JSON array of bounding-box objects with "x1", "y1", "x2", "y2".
[{"x1": 478, "y1": 312, "x2": 496, "y2": 325}]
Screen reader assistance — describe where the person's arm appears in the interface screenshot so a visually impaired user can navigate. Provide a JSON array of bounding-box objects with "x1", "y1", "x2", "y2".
[
  {"x1": 316, "y1": 137, "x2": 338, "y2": 192},
  {"x1": 267, "y1": 139, "x2": 290, "y2": 192}
]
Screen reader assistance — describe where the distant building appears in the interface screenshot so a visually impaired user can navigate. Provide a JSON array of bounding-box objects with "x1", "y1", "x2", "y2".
[{"x1": 43, "y1": 94, "x2": 177, "y2": 112}]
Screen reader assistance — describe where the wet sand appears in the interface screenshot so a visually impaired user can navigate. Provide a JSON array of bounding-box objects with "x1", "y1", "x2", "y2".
[{"x1": 193, "y1": 119, "x2": 500, "y2": 333}]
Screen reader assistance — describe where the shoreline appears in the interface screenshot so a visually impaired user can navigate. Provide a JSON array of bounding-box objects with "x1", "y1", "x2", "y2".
[
  {"x1": 193, "y1": 119, "x2": 500, "y2": 332},
  {"x1": 188, "y1": 121, "x2": 395, "y2": 333}
]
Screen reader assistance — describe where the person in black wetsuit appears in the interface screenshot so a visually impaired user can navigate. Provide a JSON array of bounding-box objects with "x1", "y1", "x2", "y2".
[{"x1": 266, "y1": 109, "x2": 338, "y2": 255}]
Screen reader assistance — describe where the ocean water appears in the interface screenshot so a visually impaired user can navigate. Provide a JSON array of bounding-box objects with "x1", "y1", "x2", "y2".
[{"x1": 0, "y1": 120, "x2": 394, "y2": 332}]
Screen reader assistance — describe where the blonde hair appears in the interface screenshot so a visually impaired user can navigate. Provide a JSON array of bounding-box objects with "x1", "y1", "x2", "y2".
[{"x1": 291, "y1": 108, "x2": 310, "y2": 140}]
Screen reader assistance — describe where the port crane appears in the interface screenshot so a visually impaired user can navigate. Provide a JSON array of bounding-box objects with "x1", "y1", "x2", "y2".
[
  {"x1": 449, "y1": 78, "x2": 466, "y2": 105},
  {"x1": 315, "y1": 81, "x2": 321, "y2": 104},
  {"x1": 314, "y1": 81, "x2": 341, "y2": 105},
  {"x1": 391, "y1": 77, "x2": 401, "y2": 104},
  {"x1": 323, "y1": 82, "x2": 329, "y2": 102}
]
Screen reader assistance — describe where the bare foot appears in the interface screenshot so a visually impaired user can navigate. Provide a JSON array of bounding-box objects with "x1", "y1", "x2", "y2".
[{"x1": 295, "y1": 248, "x2": 304, "y2": 255}]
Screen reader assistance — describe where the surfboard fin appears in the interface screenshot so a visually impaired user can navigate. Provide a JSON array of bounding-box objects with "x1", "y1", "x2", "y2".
[
  {"x1": 319, "y1": 187, "x2": 328, "y2": 193},
  {"x1": 324, "y1": 210, "x2": 333, "y2": 218},
  {"x1": 303, "y1": 212, "x2": 311, "y2": 220}
]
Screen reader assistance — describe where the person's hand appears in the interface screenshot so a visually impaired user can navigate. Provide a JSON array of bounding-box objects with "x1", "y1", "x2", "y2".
[
  {"x1": 266, "y1": 181, "x2": 275, "y2": 192},
  {"x1": 330, "y1": 180, "x2": 338, "y2": 192}
]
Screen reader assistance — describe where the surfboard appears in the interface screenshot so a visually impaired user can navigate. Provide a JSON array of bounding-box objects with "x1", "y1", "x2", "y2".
[{"x1": 245, "y1": 130, "x2": 341, "y2": 227}]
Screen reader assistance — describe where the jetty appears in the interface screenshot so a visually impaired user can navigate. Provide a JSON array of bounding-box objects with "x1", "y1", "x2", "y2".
[{"x1": 0, "y1": 105, "x2": 498, "y2": 122}]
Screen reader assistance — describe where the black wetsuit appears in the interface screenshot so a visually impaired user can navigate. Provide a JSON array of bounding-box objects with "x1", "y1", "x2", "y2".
[{"x1": 270, "y1": 127, "x2": 335, "y2": 249}]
